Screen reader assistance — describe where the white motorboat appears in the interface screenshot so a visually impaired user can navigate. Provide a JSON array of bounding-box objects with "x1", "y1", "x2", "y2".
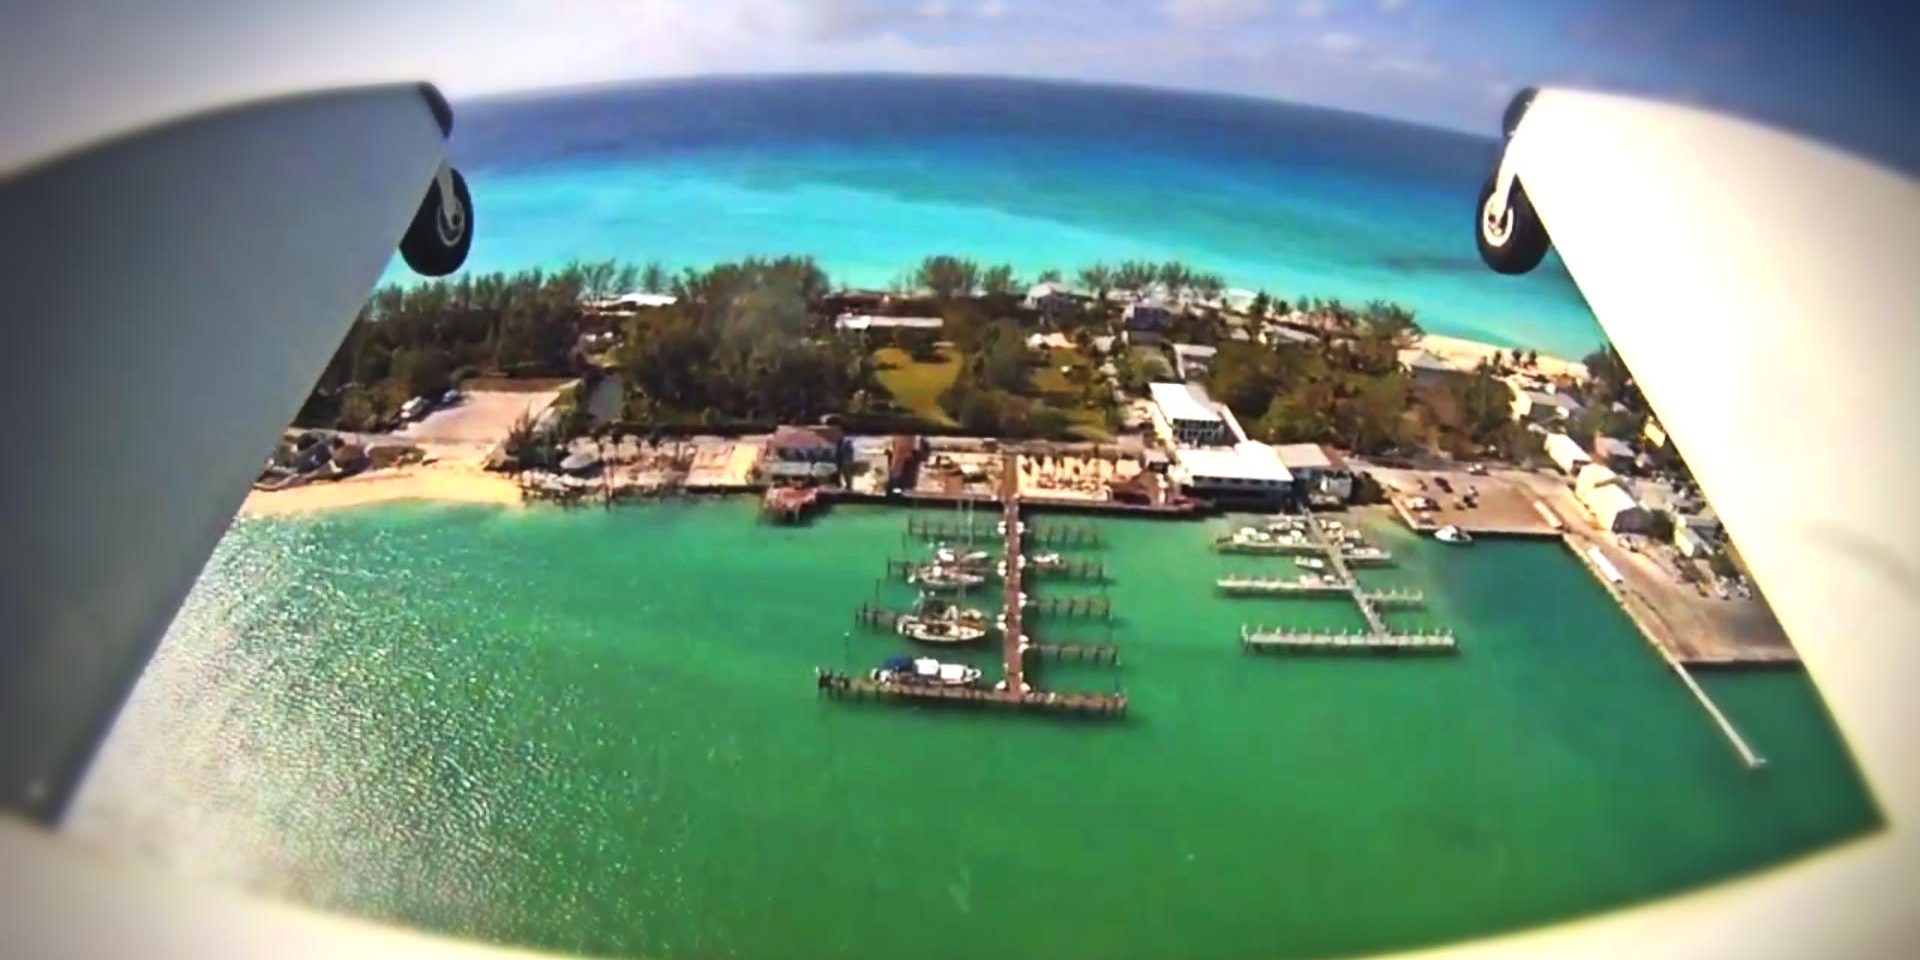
[
  {"x1": 1029, "y1": 551, "x2": 1064, "y2": 570},
  {"x1": 1435, "y1": 524, "x2": 1474, "y2": 544},
  {"x1": 912, "y1": 657, "x2": 983, "y2": 687},
  {"x1": 1295, "y1": 557, "x2": 1327, "y2": 571}
]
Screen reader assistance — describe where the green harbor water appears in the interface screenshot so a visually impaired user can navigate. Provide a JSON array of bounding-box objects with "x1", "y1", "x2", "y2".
[{"x1": 67, "y1": 500, "x2": 1878, "y2": 959}]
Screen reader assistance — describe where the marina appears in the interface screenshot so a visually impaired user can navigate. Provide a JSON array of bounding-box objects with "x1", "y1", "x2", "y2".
[
  {"x1": 825, "y1": 452, "x2": 1126, "y2": 718},
  {"x1": 77, "y1": 497, "x2": 1877, "y2": 960}
]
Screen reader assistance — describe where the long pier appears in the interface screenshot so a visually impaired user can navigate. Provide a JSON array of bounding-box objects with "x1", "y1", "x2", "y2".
[
  {"x1": 822, "y1": 450, "x2": 1125, "y2": 719},
  {"x1": 999, "y1": 452, "x2": 1027, "y2": 693},
  {"x1": 815, "y1": 670, "x2": 1127, "y2": 715},
  {"x1": 1241, "y1": 625, "x2": 1456, "y2": 654}
]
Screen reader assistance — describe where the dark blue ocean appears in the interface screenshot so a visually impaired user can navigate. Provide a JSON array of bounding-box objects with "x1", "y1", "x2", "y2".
[{"x1": 429, "y1": 76, "x2": 1604, "y2": 358}]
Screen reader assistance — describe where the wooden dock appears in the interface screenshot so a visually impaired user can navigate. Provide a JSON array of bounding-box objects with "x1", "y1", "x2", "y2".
[
  {"x1": 1029, "y1": 642, "x2": 1120, "y2": 664},
  {"x1": 905, "y1": 515, "x2": 1102, "y2": 549},
  {"x1": 1024, "y1": 556, "x2": 1107, "y2": 581},
  {"x1": 815, "y1": 670, "x2": 1127, "y2": 716},
  {"x1": 1213, "y1": 538, "x2": 1322, "y2": 556},
  {"x1": 825, "y1": 450, "x2": 1124, "y2": 719},
  {"x1": 999, "y1": 452, "x2": 1027, "y2": 692},
  {"x1": 1024, "y1": 595, "x2": 1113, "y2": 620},
  {"x1": 1241, "y1": 625, "x2": 1456, "y2": 654},
  {"x1": 1217, "y1": 575, "x2": 1355, "y2": 597}
]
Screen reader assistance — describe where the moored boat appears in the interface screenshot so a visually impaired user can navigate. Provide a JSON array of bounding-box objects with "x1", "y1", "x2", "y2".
[
  {"x1": 1435, "y1": 524, "x2": 1474, "y2": 544},
  {"x1": 909, "y1": 563, "x2": 987, "y2": 591},
  {"x1": 896, "y1": 616, "x2": 989, "y2": 644},
  {"x1": 868, "y1": 656, "x2": 983, "y2": 687}
]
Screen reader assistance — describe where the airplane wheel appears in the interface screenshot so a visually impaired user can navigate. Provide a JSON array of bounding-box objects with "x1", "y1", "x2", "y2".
[
  {"x1": 1476, "y1": 173, "x2": 1549, "y2": 275},
  {"x1": 399, "y1": 165, "x2": 472, "y2": 277}
]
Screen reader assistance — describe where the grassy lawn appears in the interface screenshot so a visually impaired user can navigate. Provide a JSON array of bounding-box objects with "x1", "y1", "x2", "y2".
[
  {"x1": 873, "y1": 345, "x2": 961, "y2": 427},
  {"x1": 1031, "y1": 347, "x2": 1115, "y2": 441}
]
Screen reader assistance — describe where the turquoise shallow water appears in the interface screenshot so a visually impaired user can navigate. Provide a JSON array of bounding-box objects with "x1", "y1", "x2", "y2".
[
  {"x1": 69, "y1": 501, "x2": 1877, "y2": 959},
  {"x1": 395, "y1": 77, "x2": 1608, "y2": 359}
]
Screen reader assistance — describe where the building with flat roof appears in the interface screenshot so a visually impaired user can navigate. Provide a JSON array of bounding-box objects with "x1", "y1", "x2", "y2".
[
  {"x1": 1273, "y1": 442, "x2": 1353, "y2": 506},
  {"x1": 1172, "y1": 442, "x2": 1293, "y2": 505},
  {"x1": 1148, "y1": 381, "x2": 1230, "y2": 447}
]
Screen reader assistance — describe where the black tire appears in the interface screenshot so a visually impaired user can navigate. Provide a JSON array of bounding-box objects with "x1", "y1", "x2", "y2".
[
  {"x1": 1501, "y1": 87, "x2": 1538, "y2": 139},
  {"x1": 399, "y1": 166, "x2": 473, "y2": 277},
  {"x1": 1475, "y1": 174, "x2": 1549, "y2": 275}
]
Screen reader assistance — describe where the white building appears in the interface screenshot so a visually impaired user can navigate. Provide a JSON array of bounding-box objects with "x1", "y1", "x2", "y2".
[
  {"x1": 1274, "y1": 442, "x2": 1353, "y2": 506},
  {"x1": 1171, "y1": 442, "x2": 1293, "y2": 505},
  {"x1": 1576, "y1": 464, "x2": 1653, "y2": 533},
  {"x1": 1022, "y1": 281, "x2": 1076, "y2": 313},
  {"x1": 1148, "y1": 382, "x2": 1230, "y2": 447},
  {"x1": 1510, "y1": 382, "x2": 1585, "y2": 423},
  {"x1": 1544, "y1": 432, "x2": 1592, "y2": 475},
  {"x1": 833, "y1": 314, "x2": 943, "y2": 332}
]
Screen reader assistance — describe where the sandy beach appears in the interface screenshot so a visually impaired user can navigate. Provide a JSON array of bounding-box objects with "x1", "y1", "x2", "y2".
[
  {"x1": 241, "y1": 464, "x2": 522, "y2": 517},
  {"x1": 1417, "y1": 333, "x2": 1589, "y2": 380}
]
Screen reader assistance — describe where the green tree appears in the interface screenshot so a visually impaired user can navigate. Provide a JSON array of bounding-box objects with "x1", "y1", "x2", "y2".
[
  {"x1": 390, "y1": 347, "x2": 453, "y2": 398},
  {"x1": 1249, "y1": 291, "x2": 1272, "y2": 320},
  {"x1": 916, "y1": 255, "x2": 980, "y2": 301},
  {"x1": 1114, "y1": 259, "x2": 1158, "y2": 294},
  {"x1": 641, "y1": 261, "x2": 668, "y2": 294},
  {"x1": 1076, "y1": 263, "x2": 1113, "y2": 302},
  {"x1": 1359, "y1": 300, "x2": 1423, "y2": 347},
  {"x1": 981, "y1": 264, "x2": 1018, "y2": 298},
  {"x1": 1037, "y1": 267, "x2": 1062, "y2": 283}
]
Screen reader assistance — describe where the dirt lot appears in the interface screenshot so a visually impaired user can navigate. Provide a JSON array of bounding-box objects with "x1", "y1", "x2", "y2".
[{"x1": 392, "y1": 388, "x2": 565, "y2": 463}]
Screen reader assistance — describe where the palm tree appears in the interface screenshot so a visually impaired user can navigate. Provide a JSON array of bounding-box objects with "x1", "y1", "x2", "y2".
[{"x1": 1077, "y1": 263, "x2": 1113, "y2": 302}]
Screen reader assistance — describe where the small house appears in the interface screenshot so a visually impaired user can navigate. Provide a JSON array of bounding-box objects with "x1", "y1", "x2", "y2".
[
  {"x1": 763, "y1": 425, "x2": 842, "y2": 483},
  {"x1": 1122, "y1": 300, "x2": 1171, "y2": 345}
]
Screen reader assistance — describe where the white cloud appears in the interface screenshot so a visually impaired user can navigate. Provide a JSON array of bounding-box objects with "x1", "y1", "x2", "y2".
[
  {"x1": 1292, "y1": 0, "x2": 1329, "y2": 19},
  {"x1": 976, "y1": 0, "x2": 1008, "y2": 18},
  {"x1": 1161, "y1": 0, "x2": 1268, "y2": 29},
  {"x1": 919, "y1": 0, "x2": 952, "y2": 19},
  {"x1": 1317, "y1": 31, "x2": 1360, "y2": 56},
  {"x1": 1376, "y1": 0, "x2": 1407, "y2": 13}
]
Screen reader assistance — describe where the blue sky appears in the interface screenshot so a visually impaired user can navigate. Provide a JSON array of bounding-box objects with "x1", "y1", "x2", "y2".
[{"x1": 6, "y1": 0, "x2": 1917, "y2": 170}]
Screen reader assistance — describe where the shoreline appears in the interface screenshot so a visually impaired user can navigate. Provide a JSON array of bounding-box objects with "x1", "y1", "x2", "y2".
[
  {"x1": 239, "y1": 465, "x2": 523, "y2": 517},
  {"x1": 1415, "y1": 333, "x2": 1589, "y2": 380}
]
